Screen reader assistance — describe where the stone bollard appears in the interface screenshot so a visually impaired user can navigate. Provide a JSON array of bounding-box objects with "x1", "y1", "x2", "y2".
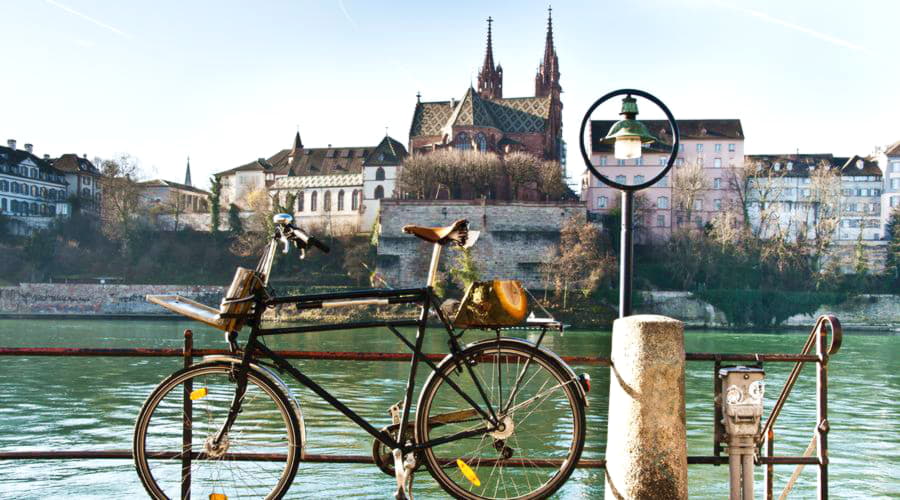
[{"x1": 604, "y1": 315, "x2": 688, "y2": 500}]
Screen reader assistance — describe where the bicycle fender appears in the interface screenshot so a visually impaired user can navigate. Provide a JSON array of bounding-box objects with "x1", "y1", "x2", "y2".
[
  {"x1": 198, "y1": 356, "x2": 308, "y2": 454},
  {"x1": 464, "y1": 338, "x2": 589, "y2": 407}
]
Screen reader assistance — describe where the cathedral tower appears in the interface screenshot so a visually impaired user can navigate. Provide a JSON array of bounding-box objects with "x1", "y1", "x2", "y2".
[
  {"x1": 477, "y1": 17, "x2": 503, "y2": 100},
  {"x1": 535, "y1": 6, "x2": 563, "y2": 159}
]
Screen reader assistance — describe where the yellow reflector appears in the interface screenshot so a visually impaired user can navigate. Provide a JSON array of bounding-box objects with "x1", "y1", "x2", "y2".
[
  {"x1": 190, "y1": 388, "x2": 208, "y2": 400},
  {"x1": 209, "y1": 494, "x2": 227, "y2": 500},
  {"x1": 456, "y1": 459, "x2": 481, "y2": 487}
]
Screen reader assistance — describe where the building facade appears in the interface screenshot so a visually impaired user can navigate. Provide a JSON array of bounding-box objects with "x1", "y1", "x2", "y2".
[
  {"x1": 408, "y1": 11, "x2": 563, "y2": 162},
  {"x1": 51, "y1": 153, "x2": 102, "y2": 214},
  {"x1": 0, "y1": 140, "x2": 70, "y2": 234},
  {"x1": 876, "y1": 140, "x2": 900, "y2": 232},
  {"x1": 216, "y1": 133, "x2": 406, "y2": 234},
  {"x1": 582, "y1": 119, "x2": 745, "y2": 242}
]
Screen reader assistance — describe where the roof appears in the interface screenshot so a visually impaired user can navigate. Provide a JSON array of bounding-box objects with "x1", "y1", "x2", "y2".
[
  {"x1": 138, "y1": 179, "x2": 211, "y2": 195},
  {"x1": 885, "y1": 140, "x2": 900, "y2": 157},
  {"x1": 591, "y1": 119, "x2": 744, "y2": 153},
  {"x1": 745, "y1": 154, "x2": 882, "y2": 178},
  {"x1": 410, "y1": 91, "x2": 552, "y2": 138},
  {"x1": 216, "y1": 135, "x2": 406, "y2": 178},
  {"x1": 0, "y1": 145, "x2": 68, "y2": 180},
  {"x1": 270, "y1": 173, "x2": 362, "y2": 190},
  {"x1": 364, "y1": 136, "x2": 408, "y2": 166},
  {"x1": 51, "y1": 154, "x2": 101, "y2": 176}
]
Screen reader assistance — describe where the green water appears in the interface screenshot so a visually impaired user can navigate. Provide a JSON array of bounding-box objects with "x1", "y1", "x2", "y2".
[{"x1": 0, "y1": 319, "x2": 897, "y2": 499}]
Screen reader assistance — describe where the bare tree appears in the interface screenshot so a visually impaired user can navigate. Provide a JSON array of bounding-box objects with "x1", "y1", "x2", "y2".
[
  {"x1": 738, "y1": 160, "x2": 787, "y2": 239},
  {"x1": 802, "y1": 161, "x2": 842, "y2": 279},
  {"x1": 672, "y1": 159, "x2": 709, "y2": 229},
  {"x1": 537, "y1": 160, "x2": 567, "y2": 201},
  {"x1": 99, "y1": 153, "x2": 143, "y2": 243},
  {"x1": 504, "y1": 151, "x2": 539, "y2": 200}
]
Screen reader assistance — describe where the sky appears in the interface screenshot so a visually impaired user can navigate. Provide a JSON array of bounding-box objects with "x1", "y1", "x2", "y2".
[{"x1": 1, "y1": 0, "x2": 898, "y2": 190}]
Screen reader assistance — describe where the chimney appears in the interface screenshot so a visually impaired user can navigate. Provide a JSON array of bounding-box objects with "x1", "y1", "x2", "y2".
[
  {"x1": 43, "y1": 154, "x2": 50, "y2": 160},
  {"x1": 24, "y1": 143, "x2": 33, "y2": 154},
  {"x1": 6, "y1": 139, "x2": 15, "y2": 150}
]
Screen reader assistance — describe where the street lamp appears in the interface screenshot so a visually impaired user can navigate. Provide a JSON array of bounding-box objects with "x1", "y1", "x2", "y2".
[{"x1": 579, "y1": 89, "x2": 679, "y2": 317}]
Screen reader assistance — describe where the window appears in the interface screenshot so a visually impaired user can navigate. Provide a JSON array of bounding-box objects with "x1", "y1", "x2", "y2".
[
  {"x1": 324, "y1": 191, "x2": 332, "y2": 211},
  {"x1": 635, "y1": 157, "x2": 643, "y2": 166},
  {"x1": 374, "y1": 185, "x2": 384, "y2": 199},
  {"x1": 597, "y1": 196, "x2": 608, "y2": 209},
  {"x1": 615, "y1": 175, "x2": 626, "y2": 184},
  {"x1": 31, "y1": 168, "x2": 37, "y2": 178},
  {"x1": 657, "y1": 214, "x2": 665, "y2": 227},
  {"x1": 375, "y1": 167, "x2": 385, "y2": 181},
  {"x1": 693, "y1": 199, "x2": 703, "y2": 211},
  {"x1": 892, "y1": 179, "x2": 900, "y2": 189},
  {"x1": 599, "y1": 156, "x2": 608, "y2": 166},
  {"x1": 351, "y1": 189, "x2": 359, "y2": 210},
  {"x1": 82, "y1": 187, "x2": 90, "y2": 197},
  {"x1": 892, "y1": 162, "x2": 900, "y2": 173},
  {"x1": 658, "y1": 156, "x2": 667, "y2": 166},
  {"x1": 634, "y1": 175, "x2": 645, "y2": 184},
  {"x1": 728, "y1": 143, "x2": 736, "y2": 152},
  {"x1": 714, "y1": 158, "x2": 722, "y2": 168},
  {"x1": 297, "y1": 192, "x2": 304, "y2": 211},
  {"x1": 475, "y1": 133, "x2": 487, "y2": 151},
  {"x1": 0, "y1": 198, "x2": 5, "y2": 211},
  {"x1": 714, "y1": 178, "x2": 721, "y2": 189},
  {"x1": 676, "y1": 158, "x2": 685, "y2": 166},
  {"x1": 786, "y1": 162, "x2": 793, "y2": 171},
  {"x1": 695, "y1": 216, "x2": 703, "y2": 228},
  {"x1": 803, "y1": 189, "x2": 811, "y2": 197},
  {"x1": 714, "y1": 199, "x2": 722, "y2": 210},
  {"x1": 658, "y1": 175, "x2": 668, "y2": 187},
  {"x1": 891, "y1": 196, "x2": 899, "y2": 207},
  {"x1": 454, "y1": 132, "x2": 471, "y2": 150},
  {"x1": 85, "y1": 177, "x2": 91, "y2": 186},
  {"x1": 310, "y1": 191, "x2": 318, "y2": 211},
  {"x1": 337, "y1": 190, "x2": 345, "y2": 211},
  {"x1": 657, "y1": 196, "x2": 669, "y2": 209},
  {"x1": 696, "y1": 143, "x2": 704, "y2": 153},
  {"x1": 617, "y1": 159, "x2": 625, "y2": 166},
  {"x1": 679, "y1": 144, "x2": 685, "y2": 153},
  {"x1": 32, "y1": 185, "x2": 38, "y2": 196},
  {"x1": 0, "y1": 180, "x2": 6, "y2": 192},
  {"x1": 715, "y1": 144, "x2": 722, "y2": 153}
]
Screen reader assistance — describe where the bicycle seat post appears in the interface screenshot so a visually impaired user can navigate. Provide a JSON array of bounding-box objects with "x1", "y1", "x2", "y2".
[{"x1": 426, "y1": 242, "x2": 443, "y2": 289}]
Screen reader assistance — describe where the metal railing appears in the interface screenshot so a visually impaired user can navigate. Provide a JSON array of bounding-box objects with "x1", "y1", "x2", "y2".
[{"x1": 0, "y1": 315, "x2": 841, "y2": 498}]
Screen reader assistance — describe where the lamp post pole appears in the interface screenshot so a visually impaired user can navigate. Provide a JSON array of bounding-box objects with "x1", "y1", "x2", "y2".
[
  {"x1": 579, "y1": 89, "x2": 679, "y2": 319},
  {"x1": 620, "y1": 190, "x2": 634, "y2": 317}
]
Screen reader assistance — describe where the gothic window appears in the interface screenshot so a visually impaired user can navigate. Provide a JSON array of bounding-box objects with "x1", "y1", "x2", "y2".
[
  {"x1": 351, "y1": 189, "x2": 359, "y2": 210},
  {"x1": 454, "y1": 132, "x2": 471, "y2": 150},
  {"x1": 310, "y1": 191, "x2": 318, "y2": 211},
  {"x1": 475, "y1": 133, "x2": 487, "y2": 152},
  {"x1": 376, "y1": 167, "x2": 385, "y2": 181},
  {"x1": 297, "y1": 192, "x2": 304, "y2": 212},
  {"x1": 338, "y1": 190, "x2": 345, "y2": 211},
  {"x1": 374, "y1": 185, "x2": 384, "y2": 199},
  {"x1": 324, "y1": 191, "x2": 332, "y2": 211}
]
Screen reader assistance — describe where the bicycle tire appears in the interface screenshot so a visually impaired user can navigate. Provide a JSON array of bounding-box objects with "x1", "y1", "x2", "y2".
[
  {"x1": 415, "y1": 340, "x2": 585, "y2": 500},
  {"x1": 133, "y1": 361, "x2": 302, "y2": 500}
]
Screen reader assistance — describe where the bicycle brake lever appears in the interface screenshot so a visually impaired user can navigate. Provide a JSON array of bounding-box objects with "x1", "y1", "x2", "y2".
[{"x1": 279, "y1": 234, "x2": 290, "y2": 254}]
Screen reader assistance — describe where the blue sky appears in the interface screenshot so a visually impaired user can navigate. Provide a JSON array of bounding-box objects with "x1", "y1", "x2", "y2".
[{"x1": 1, "y1": 0, "x2": 897, "y2": 189}]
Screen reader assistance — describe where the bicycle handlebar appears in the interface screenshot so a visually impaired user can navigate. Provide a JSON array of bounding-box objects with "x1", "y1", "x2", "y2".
[{"x1": 272, "y1": 213, "x2": 330, "y2": 255}]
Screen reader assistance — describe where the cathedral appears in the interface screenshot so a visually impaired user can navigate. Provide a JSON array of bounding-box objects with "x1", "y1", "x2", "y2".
[{"x1": 409, "y1": 8, "x2": 563, "y2": 161}]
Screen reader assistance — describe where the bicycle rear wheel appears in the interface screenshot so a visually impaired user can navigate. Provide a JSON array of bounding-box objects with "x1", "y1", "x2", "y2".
[
  {"x1": 415, "y1": 340, "x2": 585, "y2": 500},
  {"x1": 133, "y1": 362, "x2": 301, "y2": 499}
]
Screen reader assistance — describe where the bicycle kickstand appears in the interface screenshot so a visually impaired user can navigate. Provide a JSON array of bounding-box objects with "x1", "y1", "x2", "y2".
[{"x1": 393, "y1": 448, "x2": 416, "y2": 500}]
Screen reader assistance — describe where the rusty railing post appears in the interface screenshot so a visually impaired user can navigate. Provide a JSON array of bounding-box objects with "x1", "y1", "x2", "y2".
[
  {"x1": 816, "y1": 324, "x2": 829, "y2": 500},
  {"x1": 182, "y1": 329, "x2": 193, "y2": 500},
  {"x1": 765, "y1": 428, "x2": 774, "y2": 500}
]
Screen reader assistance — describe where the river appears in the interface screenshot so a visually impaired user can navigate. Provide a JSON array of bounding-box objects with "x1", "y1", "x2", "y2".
[{"x1": 0, "y1": 319, "x2": 897, "y2": 498}]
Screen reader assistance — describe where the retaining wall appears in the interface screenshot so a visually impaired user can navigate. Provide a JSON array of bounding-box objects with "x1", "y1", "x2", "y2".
[{"x1": 0, "y1": 283, "x2": 225, "y2": 315}]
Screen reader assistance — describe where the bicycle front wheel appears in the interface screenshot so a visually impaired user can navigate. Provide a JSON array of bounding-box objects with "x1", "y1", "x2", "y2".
[
  {"x1": 133, "y1": 362, "x2": 301, "y2": 500},
  {"x1": 415, "y1": 340, "x2": 585, "y2": 500}
]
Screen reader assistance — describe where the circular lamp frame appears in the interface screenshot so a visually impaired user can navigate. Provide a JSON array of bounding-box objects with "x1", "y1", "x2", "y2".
[{"x1": 578, "y1": 88, "x2": 680, "y2": 192}]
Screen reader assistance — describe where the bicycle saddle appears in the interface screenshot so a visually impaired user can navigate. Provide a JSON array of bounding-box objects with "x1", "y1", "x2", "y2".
[{"x1": 403, "y1": 219, "x2": 469, "y2": 246}]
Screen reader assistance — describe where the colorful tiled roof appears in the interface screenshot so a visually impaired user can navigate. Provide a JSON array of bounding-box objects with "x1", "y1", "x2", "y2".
[
  {"x1": 365, "y1": 136, "x2": 408, "y2": 166},
  {"x1": 270, "y1": 174, "x2": 362, "y2": 189},
  {"x1": 410, "y1": 92, "x2": 551, "y2": 138}
]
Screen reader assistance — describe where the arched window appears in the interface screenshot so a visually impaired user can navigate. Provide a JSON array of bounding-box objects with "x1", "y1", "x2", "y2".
[
  {"x1": 337, "y1": 190, "x2": 345, "y2": 211},
  {"x1": 351, "y1": 189, "x2": 359, "y2": 210},
  {"x1": 324, "y1": 191, "x2": 331, "y2": 211},
  {"x1": 0, "y1": 198, "x2": 6, "y2": 211},
  {"x1": 31, "y1": 168, "x2": 37, "y2": 178},
  {"x1": 310, "y1": 191, "x2": 318, "y2": 211},
  {"x1": 40, "y1": 187, "x2": 47, "y2": 198},
  {"x1": 375, "y1": 167, "x2": 385, "y2": 181},
  {"x1": 454, "y1": 132, "x2": 471, "y2": 150},
  {"x1": 41, "y1": 204, "x2": 48, "y2": 216},
  {"x1": 31, "y1": 202, "x2": 38, "y2": 214},
  {"x1": 657, "y1": 196, "x2": 669, "y2": 209},
  {"x1": 374, "y1": 185, "x2": 384, "y2": 199},
  {"x1": 475, "y1": 133, "x2": 487, "y2": 151},
  {"x1": 31, "y1": 185, "x2": 38, "y2": 196},
  {"x1": 0, "y1": 180, "x2": 7, "y2": 191},
  {"x1": 297, "y1": 192, "x2": 304, "y2": 212}
]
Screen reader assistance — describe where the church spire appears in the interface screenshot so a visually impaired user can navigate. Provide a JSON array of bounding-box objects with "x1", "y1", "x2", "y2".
[
  {"x1": 184, "y1": 156, "x2": 192, "y2": 186},
  {"x1": 535, "y1": 5, "x2": 561, "y2": 97},
  {"x1": 477, "y1": 16, "x2": 503, "y2": 100},
  {"x1": 288, "y1": 130, "x2": 303, "y2": 166}
]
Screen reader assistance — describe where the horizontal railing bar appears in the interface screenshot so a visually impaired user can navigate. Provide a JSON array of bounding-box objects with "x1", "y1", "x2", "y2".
[
  {"x1": 0, "y1": 347, "x2": 822, "y2": 365},
  {"x1": 0, "y1": 450, "x2": 819, "y2": 467}
]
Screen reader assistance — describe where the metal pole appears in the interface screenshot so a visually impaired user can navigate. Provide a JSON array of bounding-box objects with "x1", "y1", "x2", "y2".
[
  {"x1": 181, "y1": 329, "x2": 193, "y2": 500},
  {"x1": 742, "y1": 453, "x2": 755, "y2": 500},
  {"x1": 817, "y1": 324, "x2": 829, "y2": 499},
  {"x1": 619, "y1": 190, "x2": 634, "y2": 318},
  {"x1": 729, "y1": 454, "x2": 742, "y2": 500}
]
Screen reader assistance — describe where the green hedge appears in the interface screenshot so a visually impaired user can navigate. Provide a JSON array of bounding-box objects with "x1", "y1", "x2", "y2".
[{"x1": 692, "y1": 289, "x2": 848, "y2": 329}]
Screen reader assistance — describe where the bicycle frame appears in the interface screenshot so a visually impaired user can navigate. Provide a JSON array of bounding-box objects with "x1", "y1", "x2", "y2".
[{"x1": 219, "y1": 283, "x2": 507, "y2": 456}]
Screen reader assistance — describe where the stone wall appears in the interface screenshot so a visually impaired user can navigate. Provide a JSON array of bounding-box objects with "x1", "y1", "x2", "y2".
[
  {"x1": 377, "y1": 199, "x2": 587, "y2": 289},
  {"x1": 0, "y1": 283, "x2": 224, "y2": 315}
]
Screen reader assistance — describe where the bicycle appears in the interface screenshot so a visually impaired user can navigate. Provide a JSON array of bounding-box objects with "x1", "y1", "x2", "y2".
[{"x1": 134, "y1": 214, "x2": 589, "y2": 500}]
